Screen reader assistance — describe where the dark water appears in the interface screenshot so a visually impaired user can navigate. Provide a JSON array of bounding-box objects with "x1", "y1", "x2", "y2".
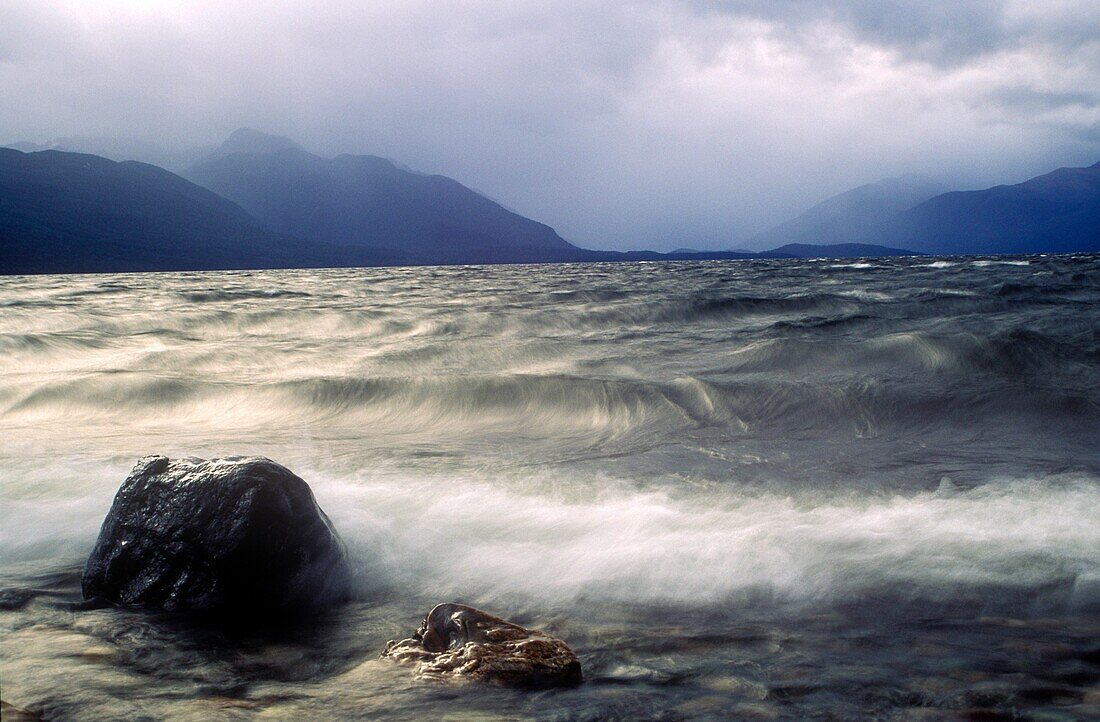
[{"x1": 1, "y1": 255, "x2": 1099, "y2": 720}]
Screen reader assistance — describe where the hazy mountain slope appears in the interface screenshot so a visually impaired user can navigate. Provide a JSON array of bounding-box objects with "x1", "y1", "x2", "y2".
[
  {"x1": 2, "y1": 136, "x2": 212, "y2": 173},
  {"x1": 210, "y1": 127, "x2": 304, "y2": 158},
  {"x1": 749, "y1": 174, "x2": 948, "y2": 249},
  {"x1": 186, "y1": 131, "x2": 585, "y2": 264},
  {"x1": 887, "y1": 162, "x2": 1100, "y2": 254},
  {"x1": 0, "y1": 148, "x2": 393, "y2": 274}
]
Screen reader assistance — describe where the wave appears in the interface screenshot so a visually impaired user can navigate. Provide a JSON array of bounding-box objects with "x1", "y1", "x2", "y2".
[
  {"x1": 766, "y1": 313, "x2": 876, "y2": 331},
  {"x1": 3, "y1": 273, "x2": 1097, "y2": 439},
  {"x1": 0, "y1": 332, "x2": 110, "y2": 354},
  {"x1": 178, "y1": 289, "x2": 314, "y2": 303},
  {"x1": 1, "y1": 372, "x2": 745, "y2": 444},
  {"x1": 326, "y1": 471, "x2": 1100, "y2": 611},
  {"x1": 3, "y1": 456, "x2": 1096, "y2": 615},
  {"x1": 973, "y1": 259, "x2": 1031, "y2": 267},
  {"x1": 701, "y1": 328, "x2": 1100, "y2": 380},
  {"x1": 2, "y1": 257, "x2": 1099, "y2": 622},
  {"x1": 526, "y1": 292, "x2": 865, "y2": 332},
  {"x1": 5, "y1": 352, "x2": 1096, "y2": 450}
]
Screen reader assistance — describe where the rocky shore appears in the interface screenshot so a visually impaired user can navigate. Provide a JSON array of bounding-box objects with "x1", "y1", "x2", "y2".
[{"x1": 77, "y1": 456, "x2": 582, "y2": 690}]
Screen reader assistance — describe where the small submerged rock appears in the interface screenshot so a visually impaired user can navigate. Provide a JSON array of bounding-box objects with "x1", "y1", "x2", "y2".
[
  {"x1": 82, "y1": 455, "x2": 352, "y2": 619},
  {"x1": 382, "y1": 603, "x2": 582, "y2": 687}
]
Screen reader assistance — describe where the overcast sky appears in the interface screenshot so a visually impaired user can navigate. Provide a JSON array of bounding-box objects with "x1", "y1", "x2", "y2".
[{"x1": 2, "y1": 1, "x2": 1098, "y2": 250}]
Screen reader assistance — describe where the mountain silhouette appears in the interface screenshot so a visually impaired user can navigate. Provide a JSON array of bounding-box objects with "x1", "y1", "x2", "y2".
[
  {"x1": 0, "y1": 148, "x2": 395, "y2": 274},
  {"x1": 185, "y1": 130, "x2": 585, "y2": 265},
  {"x1": 749, "y1": 174, "x2": 948, "y2": 249},
  {"x1": 888, "y1": 162, "x2": 1100, "y2": 254}
]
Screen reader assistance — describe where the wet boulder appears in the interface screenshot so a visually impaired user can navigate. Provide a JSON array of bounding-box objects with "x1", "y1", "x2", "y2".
[
  {"x1": 382, "y1": 603, "x2": 582, "y2": 687},
  {"x1": 82, "y1": 455, "x2": 352, "y2": 618}
]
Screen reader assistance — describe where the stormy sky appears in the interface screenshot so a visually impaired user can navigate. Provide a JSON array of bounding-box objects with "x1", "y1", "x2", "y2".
[{"x1": 2, "y1": 1, "x2": 1098, "y2": 250}]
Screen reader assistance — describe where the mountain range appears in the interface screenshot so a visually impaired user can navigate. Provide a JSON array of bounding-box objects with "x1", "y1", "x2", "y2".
[
  {"x1": 1, "y1": 147, "x2": 281, "y2": 274},
  {"x1": 0, "y1": 147, "x2": 400, "y2": 274},
  {"x1": 1, "y1": 129, "x2": 1098, "y2": 274},
  {"x1": 748, "y1": 174, "x2": 949, "y2": 250},
  {"x1": 887, "y1": 163, "x2": 1100, "y2": 255},
  {"x1": 184, "y1": 129, "x2": 584, "y2": 265},
  {"x1": 757, "y1": 164, "x2": 1099, "y2": 256}
]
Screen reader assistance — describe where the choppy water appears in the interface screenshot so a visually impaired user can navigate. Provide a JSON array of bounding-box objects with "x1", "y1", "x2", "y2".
[{"x1": 2, "y1": 255, "x2": 1099, "y2": 720}]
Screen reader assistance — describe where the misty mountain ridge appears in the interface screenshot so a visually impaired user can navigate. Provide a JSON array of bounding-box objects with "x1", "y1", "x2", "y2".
[
  {"x1": 7, "y1": 129, "x2": 1098, "y2": 259},
  {"x1": 185, "y1": 129, "x2": 586, "y2": 265},
  {"x1": 0, "y1": 142, "x2": 917, "y2": 274},
  {"x1": 751, "y1": 164, "x2": 1100, "y2": 255},
  {"x1": 211, "y1": 128, "x2": 304, "y2": 158},
  {"x1": 3, "y1": 135, "x2": 211, "y2": 173},
  {"x1": 0, "y1": 147, "x2": 401, "y2": 274},
  {"x1": 748, "y1": 174, "x2": 949, "y2": 249},
  {"x1": 1, "y1": 147, "x2": 277, "y2": 273},
  {"x1": 2, "y1": 128, "x2": 1096, "y2": 275},
  {"x1": 889, "y1": 161, "x2": 1100, "y2": 254}
]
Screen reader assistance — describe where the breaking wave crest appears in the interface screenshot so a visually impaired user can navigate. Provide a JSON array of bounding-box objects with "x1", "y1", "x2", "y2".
[
  {"x1": 330, "y1": 471, "x2": 1100, "y2": 612},
  {"x1": 4, "y1": 324, "x2": 1096, "y2": 441}
]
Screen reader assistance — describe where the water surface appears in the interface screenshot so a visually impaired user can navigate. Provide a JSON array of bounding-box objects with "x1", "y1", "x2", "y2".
[{"x1": 2, "y1": 256, "x2": 1099, "y2": 719}]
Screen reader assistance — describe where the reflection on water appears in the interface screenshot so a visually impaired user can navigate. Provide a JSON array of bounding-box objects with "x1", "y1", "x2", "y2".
[{"x1": 2, "y1": 255, "x2": 1099, "y2": 719}]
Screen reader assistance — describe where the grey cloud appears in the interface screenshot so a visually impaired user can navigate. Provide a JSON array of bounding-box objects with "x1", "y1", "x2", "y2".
[
  {"x1": 1, "y1": 0, "x2": 1098, "y2": 250},
  {"x1": 687, "y1": 1, "x2": 1097, "y2": 66},
  {"x1": 988, "y1": 88, "x2": 1100, "y2": 114}
]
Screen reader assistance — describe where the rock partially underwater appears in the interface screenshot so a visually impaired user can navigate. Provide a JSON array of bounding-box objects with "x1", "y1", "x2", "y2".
[
  {"x1": 82, "y1": 455, "x2": 352, "y2": 618},
  {"x1": 382, "y1": 603, "x2": 582, "y2": 687}
]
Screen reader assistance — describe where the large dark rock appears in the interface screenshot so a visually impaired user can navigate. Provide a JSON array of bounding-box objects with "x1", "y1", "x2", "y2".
[
  {"x1": 82, "y1": 455, "x2": 352, "y2": 618},
  {"x1": 382, "y1": 603, "x2": 582, "y2": 687}
]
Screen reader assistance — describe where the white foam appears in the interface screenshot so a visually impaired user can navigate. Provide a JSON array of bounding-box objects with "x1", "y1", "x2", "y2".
[
  {"x1": 317, "y1": 470, "x2": 1100, "y2": 606},
  {"x1": 3, "y1": 452, "x2": 1097, "y2": 612}
]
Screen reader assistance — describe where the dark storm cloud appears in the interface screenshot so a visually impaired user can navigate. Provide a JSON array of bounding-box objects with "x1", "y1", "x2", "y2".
[
  {"x1": 708, "y1": 1, "x2": 1008, "y2": 64},
  {"x1": 1, "y1": 1, "x2": 1098, "y2": 250},
  {"x1": 691, "y1": 0, "x2": 1098, "y2": 66},
  {"x1": 988, "y1": 87, "x2": 1100, "y2": 114}
]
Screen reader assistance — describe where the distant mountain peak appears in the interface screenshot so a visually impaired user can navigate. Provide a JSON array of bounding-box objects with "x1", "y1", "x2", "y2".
[
  {"x1": 184, "y1": 140, "x2": 583, "y2": 264},
  {"x1": 746, "y1": 174, "x2": 949, "y2": 251},
  {"x1": 821, "y1": 174, "x2": 948, "y2": 205},
  {"x1": 216, "y1": 128, "x2": 304, "y2": 157}
]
